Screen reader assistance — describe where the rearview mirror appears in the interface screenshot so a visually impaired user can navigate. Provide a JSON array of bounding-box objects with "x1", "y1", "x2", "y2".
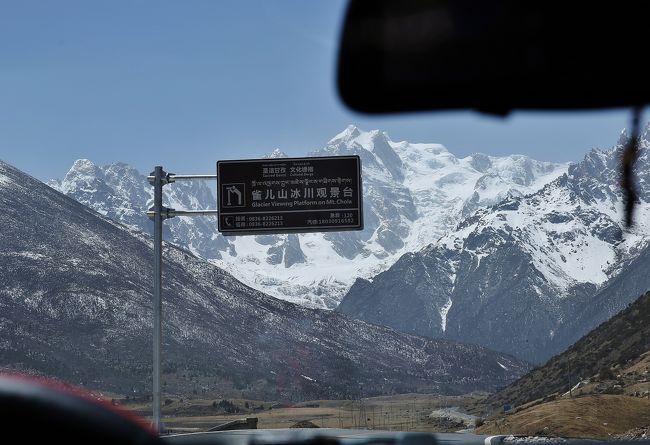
[{"x1": 337, "y1": 0, "x2": 650, "y2": 115}]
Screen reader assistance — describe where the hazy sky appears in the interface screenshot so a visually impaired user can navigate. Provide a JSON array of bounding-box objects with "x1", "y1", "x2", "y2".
[{"x1": 1, "y1": 0, "x2": 645, "y2": 181}]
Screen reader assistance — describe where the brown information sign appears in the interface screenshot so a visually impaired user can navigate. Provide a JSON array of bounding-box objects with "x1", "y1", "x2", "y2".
[{"x1": 217, "y1": 156, "x2": 363, "y2": 235}]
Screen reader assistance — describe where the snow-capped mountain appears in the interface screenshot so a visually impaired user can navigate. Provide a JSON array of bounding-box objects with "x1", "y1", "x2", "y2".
[
  {"x1": 1, "y1": 160, "x2": 529, "y2": 398},
  {"x1": 338, "y1": 127, "x2": 650, "y2": 363},
  {"x1": 47, "y1": 160, "x2": 229, "y2": 260},
  {"x1": 49, "y1": 126, "x2": 567, "y2": 308}
]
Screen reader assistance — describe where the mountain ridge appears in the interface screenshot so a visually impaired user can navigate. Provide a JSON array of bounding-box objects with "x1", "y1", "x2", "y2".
[
  {"x1": 337, "y1": 128, "x2": 650, "y2": 363},
  {"x1": 49, "y1": 126, "x2": 568, "y2": 308},
  {"x1": 1, "y1": 159, "x2": 529, "y2": 400}
]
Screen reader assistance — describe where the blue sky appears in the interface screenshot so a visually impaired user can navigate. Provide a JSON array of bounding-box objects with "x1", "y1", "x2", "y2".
[{"x1": 0, "y1": 0, "x2": 644, "y2": 181}]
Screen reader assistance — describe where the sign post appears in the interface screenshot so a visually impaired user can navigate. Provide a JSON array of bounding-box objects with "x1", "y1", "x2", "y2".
[
  {"x1": 151, "y1": 166, "x2": 164, "y2": 433},
  {"x1": 146, "y1": 168, "x2": 219, "y2": 432},
  {"x1": 146, "y1": 155, "x2": 362, "y2": 432}
]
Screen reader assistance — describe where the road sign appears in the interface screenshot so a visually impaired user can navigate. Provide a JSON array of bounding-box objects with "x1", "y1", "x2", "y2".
[{"x1": 217, "y1": 156, "x2": 363, "y2": 234}]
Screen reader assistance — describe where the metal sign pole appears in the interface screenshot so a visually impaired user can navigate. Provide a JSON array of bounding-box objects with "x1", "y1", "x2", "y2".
[
  {"x1": 146, "y1": 168, "x2": 217, "y2": 433},
  {"x1": 152, "y1": 166, "x2": 164, "y2": 432},
  {"x1": 144, "y1": 158, "x2": 361, "y2": 432},
  {"x1": 143, "y1": 158, "x2": 361, "y2": 432}
]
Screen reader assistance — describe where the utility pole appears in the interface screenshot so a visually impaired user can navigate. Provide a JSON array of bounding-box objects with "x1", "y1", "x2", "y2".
[{"x1": 567, "y1": 355, "x2": 573, "y2": 398}]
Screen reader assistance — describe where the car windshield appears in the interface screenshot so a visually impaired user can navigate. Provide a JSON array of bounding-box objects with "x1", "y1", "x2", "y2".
[{"x1": 1, "y1": 1, "x2": 649, "y2": 441}]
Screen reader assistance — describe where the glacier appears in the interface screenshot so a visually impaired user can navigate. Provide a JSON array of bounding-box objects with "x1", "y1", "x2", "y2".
[{"x1": 49, "y1": 125, "x2": 568, "y2": 308}]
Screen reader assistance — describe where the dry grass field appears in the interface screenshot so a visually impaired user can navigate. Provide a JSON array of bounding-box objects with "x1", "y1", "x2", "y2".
[
  {"x1": 120, "y1": 392, "x2": 488, "y2": 433},
  {"x1": 476, "y1": 394, "x2": 650, "y2": 439}
]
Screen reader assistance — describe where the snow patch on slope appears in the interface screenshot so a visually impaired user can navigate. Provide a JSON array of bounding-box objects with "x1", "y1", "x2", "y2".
[{"x1": 440, "y1": 298, "x2": 453, "y2": 332}]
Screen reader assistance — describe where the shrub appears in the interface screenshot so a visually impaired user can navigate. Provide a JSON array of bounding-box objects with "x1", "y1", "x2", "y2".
[
  {"x1": 599, "y1": 367, "x2": 614, "y2": 380},
  {"x1": 213, "y1": 399, "x2": 240, "y2": 413}
]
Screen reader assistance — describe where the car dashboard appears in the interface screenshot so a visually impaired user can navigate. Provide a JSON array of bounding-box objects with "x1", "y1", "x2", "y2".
[{"x1": 162, "y1": 429, "x2": 649, "y2": 445}]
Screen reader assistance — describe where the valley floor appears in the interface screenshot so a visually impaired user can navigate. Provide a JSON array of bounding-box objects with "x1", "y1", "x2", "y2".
[
  {"x1": 103, "y1": 351, "x2": 650, "y2": 438},
  {"x1": 121, "y1": 392, "x2": 488, "y2": 433}
]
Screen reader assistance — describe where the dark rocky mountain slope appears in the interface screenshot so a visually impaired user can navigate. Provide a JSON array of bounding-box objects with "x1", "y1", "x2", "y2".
[
  {"x1": 0, "y1": 160, "x2": 528, "y2": 400},
  {"x1": 338, "y1": 131, "x2": 650, "y2": 363},
  {"x1": 488, "y1": 291, "x2": 650, "y2": 409}
]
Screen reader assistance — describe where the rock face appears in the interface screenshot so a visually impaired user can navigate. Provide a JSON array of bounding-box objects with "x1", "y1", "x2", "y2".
[
  {"x1": 338, "y1": 129, "x2": 650, "y2": 363},
  {"x1": 49, "y1": 126, "x2": 567, "y2": 308},
  {"x1": 0, "y1": 160, "x2": 529, "y2": 400}
]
